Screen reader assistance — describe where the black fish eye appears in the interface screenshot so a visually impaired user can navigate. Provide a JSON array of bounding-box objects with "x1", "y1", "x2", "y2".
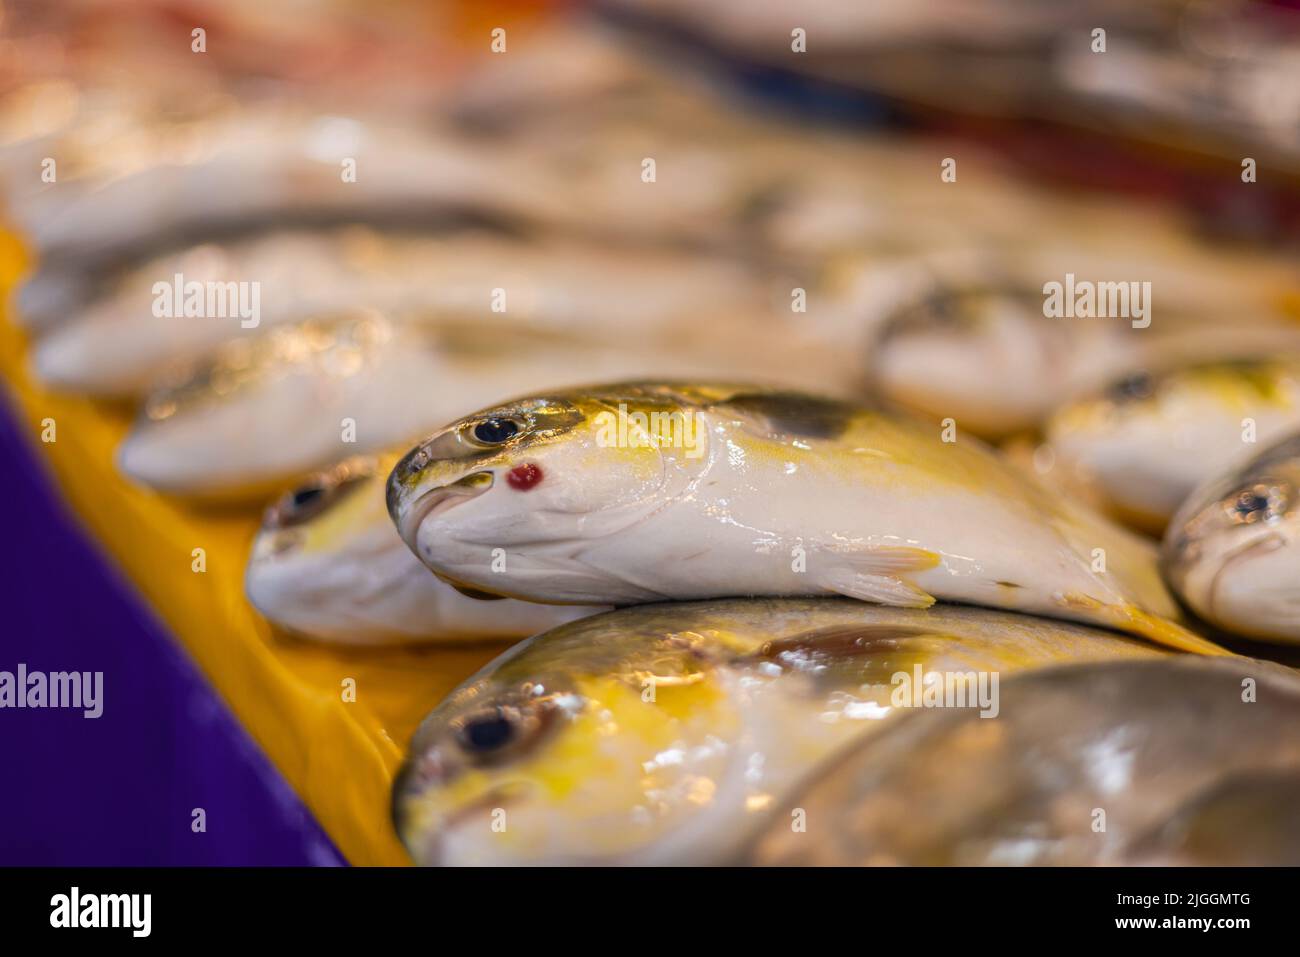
[
  {"x1": 270, "y1": 481, "x2": 333, "y2": 527},
  {"x1": 472, "y1": 418, "x2": 521, "y2": 445},
  {"x1": 1226, "y1": 484, "x2": 1282, "y2": 524},
  {"x1": 456, "y1": 710, "x2": 517, "y2": 754},
  {"x1": 291, "y1": 484, "x2": 325, "y2": 509},
  {"x1": 1108, "y1": 371, "x2": 1154, "y2": 403},
  {"x1": 1237, "y1": 492, "x2": 1268, "y2": 514}
]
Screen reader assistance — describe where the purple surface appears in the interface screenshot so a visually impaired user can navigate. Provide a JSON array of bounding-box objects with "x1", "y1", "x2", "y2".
[{"x1": 0, "y1": 388, "x2": 346, "y2": 865}]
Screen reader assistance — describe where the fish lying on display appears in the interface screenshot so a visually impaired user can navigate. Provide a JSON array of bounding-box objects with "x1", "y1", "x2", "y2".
[
  {"x1": 387, "y1": 382, "x2": 1226, "y2": 654},
  {"x1": 119, "y1": 321, "x2": 830, "y2": 501},
  {"x1": 2, "y1": 105, "x2": 571, "y2": 272},
  {"x1": 867, "y1": 272, "x2": 1300, "y2": 440},
  {"x1": 742, "y1": 656, "x2": 1300, "y2": 865},
  {"x1": 30, "y1": 225, "x2": 766, "y2": 396},
  {"x1": 393, "y1": 598, "x2": 1162, "y2": 865},
  {"x1": 246, "y1": 451, "x2": 605, "y2": 644},
  {"x1": 1163, "y1": 429, "x2": 1300, "y2": 645},
  {"x1": 1046, "y1": 359, "x2": 1300, "y2": 533}
]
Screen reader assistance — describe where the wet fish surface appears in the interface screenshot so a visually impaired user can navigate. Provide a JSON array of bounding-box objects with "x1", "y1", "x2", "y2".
[
  {"x1": 742, "y1": 656, "x2": 1300, "y2": 865},
  {"x1": 393, "y1": 598, "x2": 1162, "y2": 865},
  {"x1": 388, "y1": 381, "x2": 1225, "y2": 654}
]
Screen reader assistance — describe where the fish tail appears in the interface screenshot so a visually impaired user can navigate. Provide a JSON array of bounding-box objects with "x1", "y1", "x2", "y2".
[{"x1": 1119, "y1": 605, "x2": 1235, "y2": 656}]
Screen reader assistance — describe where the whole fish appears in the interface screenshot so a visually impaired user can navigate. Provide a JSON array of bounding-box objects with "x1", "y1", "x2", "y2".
[
  {"x1": 393, "y1": 598, "x2": 1162, "y2": 865},
  {"x1": 31, "y1": 226, "x2": 766, "y2": 396},
  {"x1": 1163, "y1": 430, "x2": 1300, "y2": 644},
  {"x1": 119, "y1": 321, "x2": 830, "y2": 501},
  {"x1": 869, "y1": 274, "x2": 1300, "y2": 440},
  {"x1": 1046, "y1": 359, "x2": 1300, "y2": 533},
  {"x1": 246, "y1": 451, "x2": 604, "y2": 644},
  {"x1": 3, "y1": 105, "x2": 570, "y2": 271},
  {"x1": 743, "y1": 657, "x2": 1300, "y2": 866},
  {"x1": 386, "y1": 382, "x2": 1225, "y2": 654}
]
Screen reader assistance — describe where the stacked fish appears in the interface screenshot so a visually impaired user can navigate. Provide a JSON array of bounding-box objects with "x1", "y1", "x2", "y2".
[{"x1": 8, "y1": 7, "x2": 1300, "y2": 866}]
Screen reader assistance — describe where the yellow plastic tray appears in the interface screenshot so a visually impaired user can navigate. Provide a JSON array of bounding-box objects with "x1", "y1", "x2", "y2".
[{"x1": 0, "y1": 233, "x2": 508, "y2": 865}]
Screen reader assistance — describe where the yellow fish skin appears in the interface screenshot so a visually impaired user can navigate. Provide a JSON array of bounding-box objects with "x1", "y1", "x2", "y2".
[
  {"x1": 386, "y1": 381, "x2": 1225, "y2": 655},
  {"x1": 1047, "y1": 359, "x2": 1300, "y2": 533},
  {"x1": 743, "y1": 657, "x2": 1300, "y2": 866},
  {"x1": 393, "y1": 598, "x2": 1164, "y2": 866}
]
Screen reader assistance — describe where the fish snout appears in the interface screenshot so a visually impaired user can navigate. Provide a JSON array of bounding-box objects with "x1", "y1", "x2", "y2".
[{"x1": 394, "y1": 471, "x2": 496, "y2": 549}]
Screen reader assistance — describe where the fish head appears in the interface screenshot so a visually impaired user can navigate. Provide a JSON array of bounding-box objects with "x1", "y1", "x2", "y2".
[
  {"x1": 1163, "y1": 433, "x2": 1300, "y2": 641},
  {"x1": 392, "y1": 612, "x2": 741, "y2": 865},
  {"x1": 246, "y1": 454, "x2": 398, "y2": 636},
  {"x1": 872, "y1": 282, "x2": 1093, "y2": 438},
  {"x1": 386, "y1": 384, "x2": 712, "y2": 603}
]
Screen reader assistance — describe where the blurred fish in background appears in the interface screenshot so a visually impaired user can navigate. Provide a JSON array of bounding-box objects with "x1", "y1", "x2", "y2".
[{"x1": 6, "y1": 0, "x2": 1300, "y2": 867}]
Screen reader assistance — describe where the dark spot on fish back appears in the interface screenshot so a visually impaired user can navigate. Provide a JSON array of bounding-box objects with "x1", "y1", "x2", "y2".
[
  {"x1": 752, "y1": 624, "x2": 936, "y2": 662},
  {"x1": 726, "y1": 392, "x2": 854, "y2": 440}
]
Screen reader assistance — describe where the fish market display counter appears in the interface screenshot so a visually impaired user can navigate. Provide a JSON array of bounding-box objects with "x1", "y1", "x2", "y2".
[{"x1": 0, "y1": 234, "x2": 499, "y2": 865}]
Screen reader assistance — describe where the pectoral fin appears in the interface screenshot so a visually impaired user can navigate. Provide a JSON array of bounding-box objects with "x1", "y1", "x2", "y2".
[
  {"x1": 1115, "y1": 604, "x2": 1236, "y2": 657},
  {"x1": 817, "y1": 546, "x2": 941, "y2": 609}
]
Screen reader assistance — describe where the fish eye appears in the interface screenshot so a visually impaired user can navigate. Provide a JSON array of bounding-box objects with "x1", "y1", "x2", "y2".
[
  {"x1": 450, "y1": 699, "x2": 556, "y2": 766},
  {"x1": 1224, "y1": 483, "x2": 1287, "y2": 525},
  {"x1": 456, "y1": 710, "x2": 517, "y2": 754},
  {"x1": 1107, "y1": 371, "x2": 1154, "y2": 403},
  {"x1": 291, "y1": 484, "x2": 325, "y2": 509},
  {"x1": 269, "y1": 470, "x2": 369, "y2": 527},
  {"x1": 470, "y1": 416, "x2": 524, "y2": 446}
]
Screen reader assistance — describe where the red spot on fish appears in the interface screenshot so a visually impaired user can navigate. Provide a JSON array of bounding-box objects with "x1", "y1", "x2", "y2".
[{"x1": 507, "y1": 462, "x2": 543, "y2": 491}]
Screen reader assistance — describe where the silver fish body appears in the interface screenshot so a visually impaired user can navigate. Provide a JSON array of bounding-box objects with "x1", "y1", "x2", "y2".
[
  {"x1": 246, "y1": 453, "x2": 603, "y2": 644},
  {"x1": 388, "y1": 382, "x2": 1224, "y2": 654},
  {"x1": 1047, "y1": 359, "x2": 1300, "y2": 533},
  {"x1": 31, "y1": 226, "x2": 766, "y2": 396},
  {"x1": 119, "y1": 322, "x2": 828, "y2": 501},
  {"x1": 743, "y1": 656, "x2": 1300, "y2": 865},
  {"x1": 1163, "y1": 430, "x2": 1300, "y2": 644}
]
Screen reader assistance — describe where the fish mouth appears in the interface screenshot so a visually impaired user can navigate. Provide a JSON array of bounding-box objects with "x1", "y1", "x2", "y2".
[
  {"x1": 397, "y1": 776, "x2": 527, "y2": 866},
  {"x1": 397, "y1": 471, "x2": 494, "y2": 547},
  {"x1": 249, "y1": 528, "x2": 303, "y2": 563}
]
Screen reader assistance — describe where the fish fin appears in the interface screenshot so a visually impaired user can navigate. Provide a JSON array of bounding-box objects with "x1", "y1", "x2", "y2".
[
  {"x1": 818, "y1": 547, "x2": 941, "y2": 608},
  {"x1": 1113, "y1": 604, "x2": 1236, "y2": 657}
]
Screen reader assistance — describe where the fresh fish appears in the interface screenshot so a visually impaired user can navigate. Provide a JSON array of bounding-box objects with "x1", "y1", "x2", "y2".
[
  {"x1": 387, "y1": 381, "x2": 1225, "y2": 654},
  {"x1": 4, "y1": 105, "x2": 570, "y2": 285},
  {"x1": 246, "y1": 451, "x2": 604, "y2": 644},
  {"x1": 868, "y1": 268, "x2": 1300, "y2": 440},
  {"x1": 31, "y1": 226, "x2": 767, "y2": 396},
  {"x1": 393, "y1": 598, "x2": 1162, "y2": 865},
  {"x1": 119, "y1": 321, "x2": 832, "y2": 501},
  {"x1": 743, "y1": 656, "x2": 1300, "y2": 866},
  {"x1": 1046, "y1": 359, "x2": 1300, "y2": 533},
  {"x1": 1163, "y1": 430, "x2": 1300, "y2": 644}
]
